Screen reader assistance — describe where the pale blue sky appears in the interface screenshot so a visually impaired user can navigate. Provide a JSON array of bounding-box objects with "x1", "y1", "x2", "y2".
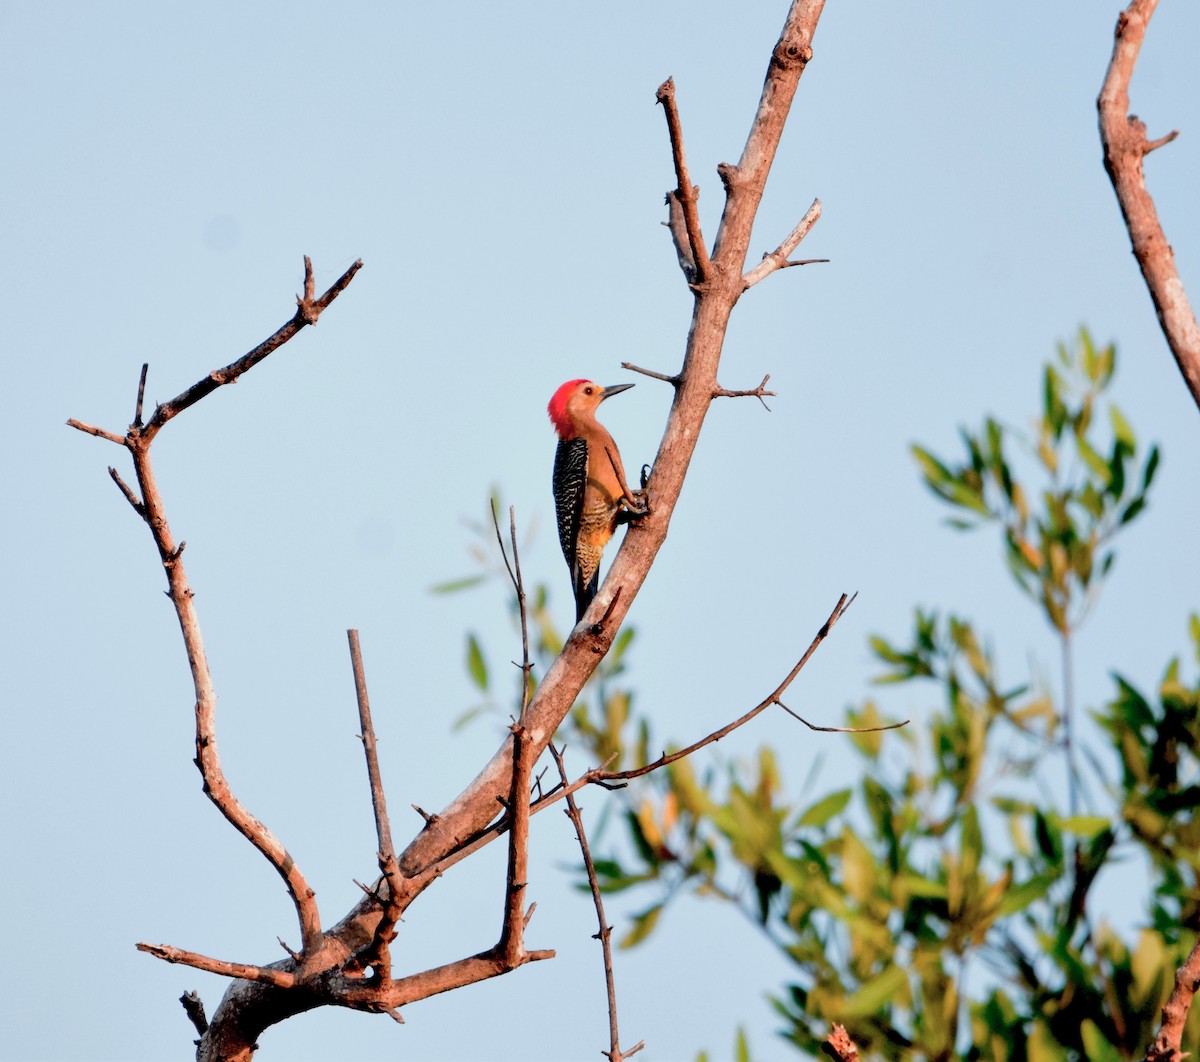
[{"x1": 4, "y1": 2, "x2": 1199, "y2": 1059}]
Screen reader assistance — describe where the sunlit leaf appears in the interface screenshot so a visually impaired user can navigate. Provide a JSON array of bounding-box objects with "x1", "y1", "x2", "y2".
[
  {"x1": 799, "y1": 788, "x2": 852, "y2": 828},
  {"x1": 1110, "y1": 404, "x2": 1136, "y2": 449},
  {"x1": 466, "y1": 633, "x2": 488, "y2": 691},
  {"x1": 1057, "y1": 815, "x2": 1112, "y2": 838}
]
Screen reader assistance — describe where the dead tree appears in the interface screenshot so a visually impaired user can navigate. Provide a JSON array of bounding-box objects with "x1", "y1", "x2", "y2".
[{"x1": 69, "y1": 2, "x2": 850, "y2": 1057}]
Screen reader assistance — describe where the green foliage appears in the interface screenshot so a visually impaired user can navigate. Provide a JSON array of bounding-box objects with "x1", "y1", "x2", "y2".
[{"x1": 912, "y1": 329, "x2": 1158, "y2": 634}]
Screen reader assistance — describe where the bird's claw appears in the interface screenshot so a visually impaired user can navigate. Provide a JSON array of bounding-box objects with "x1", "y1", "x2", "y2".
[{"x1": 627, "y1": 489, "x2": 650, "y2": 517}]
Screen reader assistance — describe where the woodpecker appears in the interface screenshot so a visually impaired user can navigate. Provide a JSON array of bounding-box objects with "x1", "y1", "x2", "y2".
[{"x1": 548, "y1": 379, "x2": 648, "y2": 623}]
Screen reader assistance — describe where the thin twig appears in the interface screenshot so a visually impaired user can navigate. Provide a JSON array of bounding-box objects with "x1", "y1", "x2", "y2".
[
  {"x1": 662, "y1": 192, "x2": 697, "y2": 284},
  {"x1": 348, "y1": 630, "x2": 396, "y2": 859},
  {"x1": 135, "y1": 943, "x2": 296, "y2": 988},
  {"x1": 620, "y1": 362, "x2": 680, "y2": 387},
  {"x1": 742, "y1": 198, "x2": 825, "y2": 289},
  {"x1": 133, "y1": 363, "x2": 149, "y2": 428},
  {"x1": 65, "y1": 419, "x2": 127, "y2": 446},
  {"x1": 141, "y1": 257, "x2": 363, "y2": 439},
  {"x1": 599, "y1": 593, "x2": 862, "y2": 784},
  {"x1": 348, "y1": 628, "x2": 405, "y2": 978},
  {"x1": 713, "y1": 373, "x2": 777, "y2": 411},
  {"x1": 550, "y1": 746, "x2": 645, "y2": 1062},
  {"x1": 774, "y1": 700, "x2": 908, "y2": 733},
  {"x1": 107, "y1": 465, "x2": 146, "y2": 517},
  {"x1": 490, "y1": 502, "x2": 533, "y2": 718},
  {"x1": 656, "y1": 78, "x2": 711, "y2": 283}
]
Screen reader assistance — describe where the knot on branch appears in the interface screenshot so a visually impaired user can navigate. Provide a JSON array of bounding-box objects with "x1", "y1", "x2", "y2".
[
  {"x1": 773, "y1": 40, "x2": 812, "y2": 70},
  {"x1": 717, "y1": 162, "x2": 742, "y2": 192}
]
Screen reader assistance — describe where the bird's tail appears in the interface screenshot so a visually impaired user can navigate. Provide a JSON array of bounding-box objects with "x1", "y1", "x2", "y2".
[{"x1": 574, "y1": 569, "x2": 599, "y2": 623}]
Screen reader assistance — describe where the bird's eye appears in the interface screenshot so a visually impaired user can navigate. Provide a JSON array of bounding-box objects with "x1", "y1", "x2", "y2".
[{"x1": 584, "y1": 386, "x2": 594, "y2": 395}]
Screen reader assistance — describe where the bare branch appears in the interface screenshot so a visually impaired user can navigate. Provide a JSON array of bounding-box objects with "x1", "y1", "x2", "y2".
[
  {"x1": 775, "y1": 700, "x2": 908, "y2": 733},
  {"x1": 348, "y1": 630, "x2": 396, "y2": 861},
  {"x1": 107, "y1": 465, "x2": 145, "y2": 518},
  {"x1": 348, "y1": 629, "x2": 405, "y2": 978},
  {"x1": 136, "y1": 943, "x2": 296, "y2": 989},
  {"x1": 713, "y1": 373, "x2": 776, "y2": 411},
  {"x1": 656, "y1": 78, "x2": 711, "y2": 283},
  {"x1": 742, "y1": 198, "x2": 825, "y2": 289},
  {"x1": 1098, "y1": 0, "x2": 1200, "y2": 412},
  {"x1": 620, "y1": 361, "x2": 680, "y2": 387},
  {"x1": 712, "y1": 0, "x2": 824, "y2": 268},
  {"x1": 65, "y1": 418, "x2": 126, "y2": 446},
  {"x1": 133, "y1": 362, "x2": 149, "y2": 428},
  {"x1": 490, "y1": 502, "x2": 533, "y2": 718},
  {"x1": 1144, "y1": 936, "x2": 1200, "y2": 1062},
  {"x1": 180, "y1": 991, "x2": 208, "y2": 1037},
  {"x1": 599, "y1": 593, "x2": 856, "y2": 784},
  {"x1": 662, "y1": 192, "x2": 698, "y2": 284},
  {"x1": 124, "y1": 408, "x2": 325, "y2": 961},
  {"x1": 550, "y1": 746, "x2": 645, "y2": 1062},
  {"x1": 497, "y1": 723, "x2": 537, "y2": 964},
  {"x1": 141, "y1": 257, "x2": 363, "y2": 439}
]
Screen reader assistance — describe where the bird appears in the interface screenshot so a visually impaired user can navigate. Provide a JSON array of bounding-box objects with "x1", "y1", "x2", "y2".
[{"x1": 547, "y1": 379, "x2": 648, "y2": 623}]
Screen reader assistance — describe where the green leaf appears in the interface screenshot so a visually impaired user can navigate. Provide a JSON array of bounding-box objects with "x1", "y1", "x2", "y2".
[
  {"x1": 997, "y1": 871, "x2": 1057, "y2": 915},
  {"x1": 429, "y1": 574, "x2": 487, "y2": 594},
  {"x1": 843, "y1": 966, "x2": 909, "y2": 1017},
  {"x1": 466, "y1": 633, "x2": 488, "y2": 691},
  {"x1": 735, "y1": 1026, "x2": 751, "y2": 1062},
  {"x1": 1142, "y1": 444, "x2": 1161, "y2": 492},
  {"x1": 1110, "y1": 404, "x2": 1136, "y2": 449},
  {"x1": 620, "y1": 902, "x2": 663, "y2": 948},
  {"x1": 1076, "y1": 436, "x2": 1111, "y2": 486},
  {"x1": 1057, "y1": 815, "x2": 1112, "y2": 838},
  {"x1": 1080, "y1": 1019, "x2": 1123, "y2": 1062},
  {"x1": 799, "y1": 788, "x2": 852, "y2": 828},
  {"x1": 1034, "y1": 810, "x2": 1061, "y2": 862},
  {"x1": 1119, "y1": 496, "x2": 1147, "y2": 526},
  {"x1": 1043, "y1": 364, "x2": 1067, "y2": 437}
]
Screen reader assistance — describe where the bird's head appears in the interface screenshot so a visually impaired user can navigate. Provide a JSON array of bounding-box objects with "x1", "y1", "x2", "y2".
[{"x1": 547, "y1": 379, "x2": 634, "y2": 438}]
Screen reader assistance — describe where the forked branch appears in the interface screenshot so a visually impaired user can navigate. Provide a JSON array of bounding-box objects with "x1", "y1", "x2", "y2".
[
  {"x1": 70, "y1": 257, "x2": 362, "y2": 993},
  {"x1": 657, "y1": 77, "x2": 711, "y2": 284}
]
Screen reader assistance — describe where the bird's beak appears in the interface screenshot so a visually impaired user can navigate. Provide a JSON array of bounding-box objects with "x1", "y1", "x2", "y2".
[{"x1": 600, "y1": 383, "x2": 635, "y2": 402}]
